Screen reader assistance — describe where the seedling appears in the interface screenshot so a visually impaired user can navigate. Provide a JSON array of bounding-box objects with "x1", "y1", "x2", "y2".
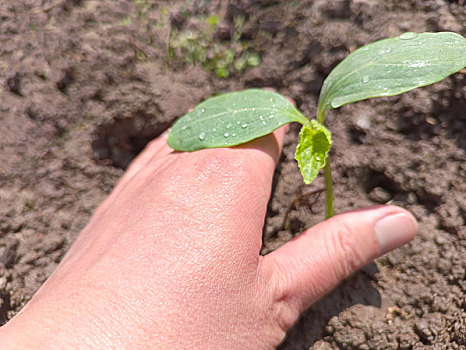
[{"x1": 168, "y1": 32, "x2": 466, "y2": 218}]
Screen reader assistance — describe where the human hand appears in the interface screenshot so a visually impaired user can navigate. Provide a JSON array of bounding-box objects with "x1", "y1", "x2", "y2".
[{"x1": 0, "y1": 124, "x2": 416, "y2": 349}]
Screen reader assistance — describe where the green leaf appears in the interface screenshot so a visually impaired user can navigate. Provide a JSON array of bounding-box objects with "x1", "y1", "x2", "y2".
[
  {"x1": 168, "y1": 89, "x2": 308, "y2": 151},
  {"x1": 294, "y1": 120, "x2": 332, "y2": 184},
  {"x1": 318, "y1": 32, "x2": 466, "y2": 115}
]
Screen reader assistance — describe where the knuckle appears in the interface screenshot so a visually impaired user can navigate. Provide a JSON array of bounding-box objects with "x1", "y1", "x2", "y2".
[
  {"x1": 267, "y1": 262, "x2": 302, "y2": 334},
  {"x1": 332, "y1": 219, "x2": 364, "y2": 279}
]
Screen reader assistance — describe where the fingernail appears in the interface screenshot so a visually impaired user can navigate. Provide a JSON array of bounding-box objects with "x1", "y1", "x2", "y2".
[{"x1": 375, "y1": 213, "x2": 417, "y2": 255}]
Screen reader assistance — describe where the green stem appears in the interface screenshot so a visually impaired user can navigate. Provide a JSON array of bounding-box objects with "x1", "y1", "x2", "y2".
[
  {"x1": 317, "y1": 106, "x2": 325, "y2": 125},
  {"x1": 323, "y1": 160, "x2": 334, "y2": 219},
  {"x1": 318, "y1": 107, "x2": 334, "y2": 219}
]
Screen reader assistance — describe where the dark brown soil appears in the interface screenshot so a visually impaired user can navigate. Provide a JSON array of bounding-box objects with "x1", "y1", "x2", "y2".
[{"x1": 1, "y1": 1, "x2": 465, "y2": 348}]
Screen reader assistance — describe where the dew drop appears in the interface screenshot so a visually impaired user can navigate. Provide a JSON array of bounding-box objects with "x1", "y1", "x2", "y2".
[
  {"x1": 380, "y1": 48, "x2": 391, "y2": 54},
  {"x1": 252, "y1": 108, "x2": 256, "y2": 112},
  {"x1": 241, "y1": 123, "x2": 248, "y2": 128},
  {"x1": 260, "y1": 116, "x2": 266, "y2": 125},
  {"x1": 199, "y1": 132, "x2": 206, "y2": 141},
  {"x1": 269, "y1": 98, "x2": 274, "y2": 102},
  {"x1": 400, "y1": 32, "x2": 417, "y2": 40},
  {"x1": 236, "y1": 121, "x2": 241, "y2": 125},
  {"x1": 224, "y1": 132, "x2": 229, "y2": 138},
  {"x1": 278, "y1": 121, "x2": 282, "y2": 126},
  {"x1": 232, "y1": 132, "x2": 236, "y2": 137},
  {"x1": 315, "y1": 155, "x2": 322, "y2": 162},
  {"x1": 362, "y1": 76, "x2": 369, "y2": 84},
  {"x1": 226, "y1": 123, "x2": 232, "y2": 129},
  {"x1": 201, "y1": 108, "x2": 205, "y2": 113},
  {"x1": 268, "y1": 115, "x2": 274, "y2": 119},
  {"x1": 363, "y1": 46, "x2": 368, "y2": 51},
  {"x1": 181, "y1": 125, "x2": 188, "y2": 130}
]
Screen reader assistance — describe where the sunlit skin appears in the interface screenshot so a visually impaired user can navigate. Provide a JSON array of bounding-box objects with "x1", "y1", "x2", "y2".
[{"x1": 0, "y1": 124, "x2": 416, "y2": 349}]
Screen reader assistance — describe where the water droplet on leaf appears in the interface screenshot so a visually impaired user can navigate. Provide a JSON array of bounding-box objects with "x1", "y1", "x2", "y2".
[
  {"x1": 269, "y1": 98, "x2": 273, "y2": 102},
  {"x1": 380, "y1": 48, "x2": 391, "y2": 54},
  {"x1": 226, "y1": 123, "x2": 232, "y2": 129},
  {"x1": 241, "y1": 123, "x2": 248, "y2": 128},
  {"x1": 201, "y1": 108, "x2": 205, "y2": 113},
  {"x1": 362, "y1": 76, "x2": 369, "y2": 84},
  {"x1": 224, "y1": 132, "x2": 229, "y2": 138},
  {"x1": 199, "y1": 132, "x2": 206, "y2": 141}
]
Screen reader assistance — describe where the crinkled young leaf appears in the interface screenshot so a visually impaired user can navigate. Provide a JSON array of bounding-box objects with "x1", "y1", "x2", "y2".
[
  {"x1": 294, "y1": 120, "x2": 332, "y2": 184},
  {"x1": 168, "y1": 89, "x2": 308, "y2": 151},
  {"x1": 318, "y1": 32, "x2": 466, "y2": 115}
]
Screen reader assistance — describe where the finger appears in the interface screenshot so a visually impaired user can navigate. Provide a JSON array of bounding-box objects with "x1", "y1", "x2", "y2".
[
  {"x1": 118, "y1": 124, "x2": 290, "y2": 258},
  {"x1": 98, "y1": 130, "x2": 172, "y2": 213},
  {"x1": 236, "y1": 124, "x2": 289, "y2": 166},
  {"x1": 123, "y1": 130, "x2": 172, "y2": 180},
  {"x1": 262, "y1": 205, "x2": 417, "y2": 329}
]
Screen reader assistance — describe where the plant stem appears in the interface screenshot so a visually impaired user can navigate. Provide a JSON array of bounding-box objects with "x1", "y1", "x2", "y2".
[
  {"x1": 317, "y1": 107, "x2": 334, "y2": 219},
  {"x1": 317, "y1": 106, "x2": 325, "y2": 125},
  {"x1": 323, "y1": 160, "x2": 334, "y2": 219}
]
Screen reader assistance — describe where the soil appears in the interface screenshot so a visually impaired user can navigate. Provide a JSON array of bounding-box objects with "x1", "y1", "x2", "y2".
[{"x1": 0, "y1": 0, "x2": 465, "y2": 348}]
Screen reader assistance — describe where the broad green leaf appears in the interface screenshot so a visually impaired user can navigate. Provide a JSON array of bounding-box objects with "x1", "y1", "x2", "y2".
[
  {"x1": 294, "y1": 120, "x2": 332, "y2": 184},
  {"x1": 167, "y1": 89, "x2": 308, "y2": 151},
  {"x1": 318, "y1": 32, "x2": 466, "y2": 115}
]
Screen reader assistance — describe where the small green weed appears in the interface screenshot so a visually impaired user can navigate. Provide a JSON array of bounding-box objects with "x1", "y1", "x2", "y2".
[{"x1": 168, "y1": 14, "x2": 260, "y2": 78}]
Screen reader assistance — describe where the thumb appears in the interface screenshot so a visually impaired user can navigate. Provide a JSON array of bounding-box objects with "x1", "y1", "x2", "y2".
[{"x1": 262, "y1": 205, "x2": 417, "y2": 330}]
